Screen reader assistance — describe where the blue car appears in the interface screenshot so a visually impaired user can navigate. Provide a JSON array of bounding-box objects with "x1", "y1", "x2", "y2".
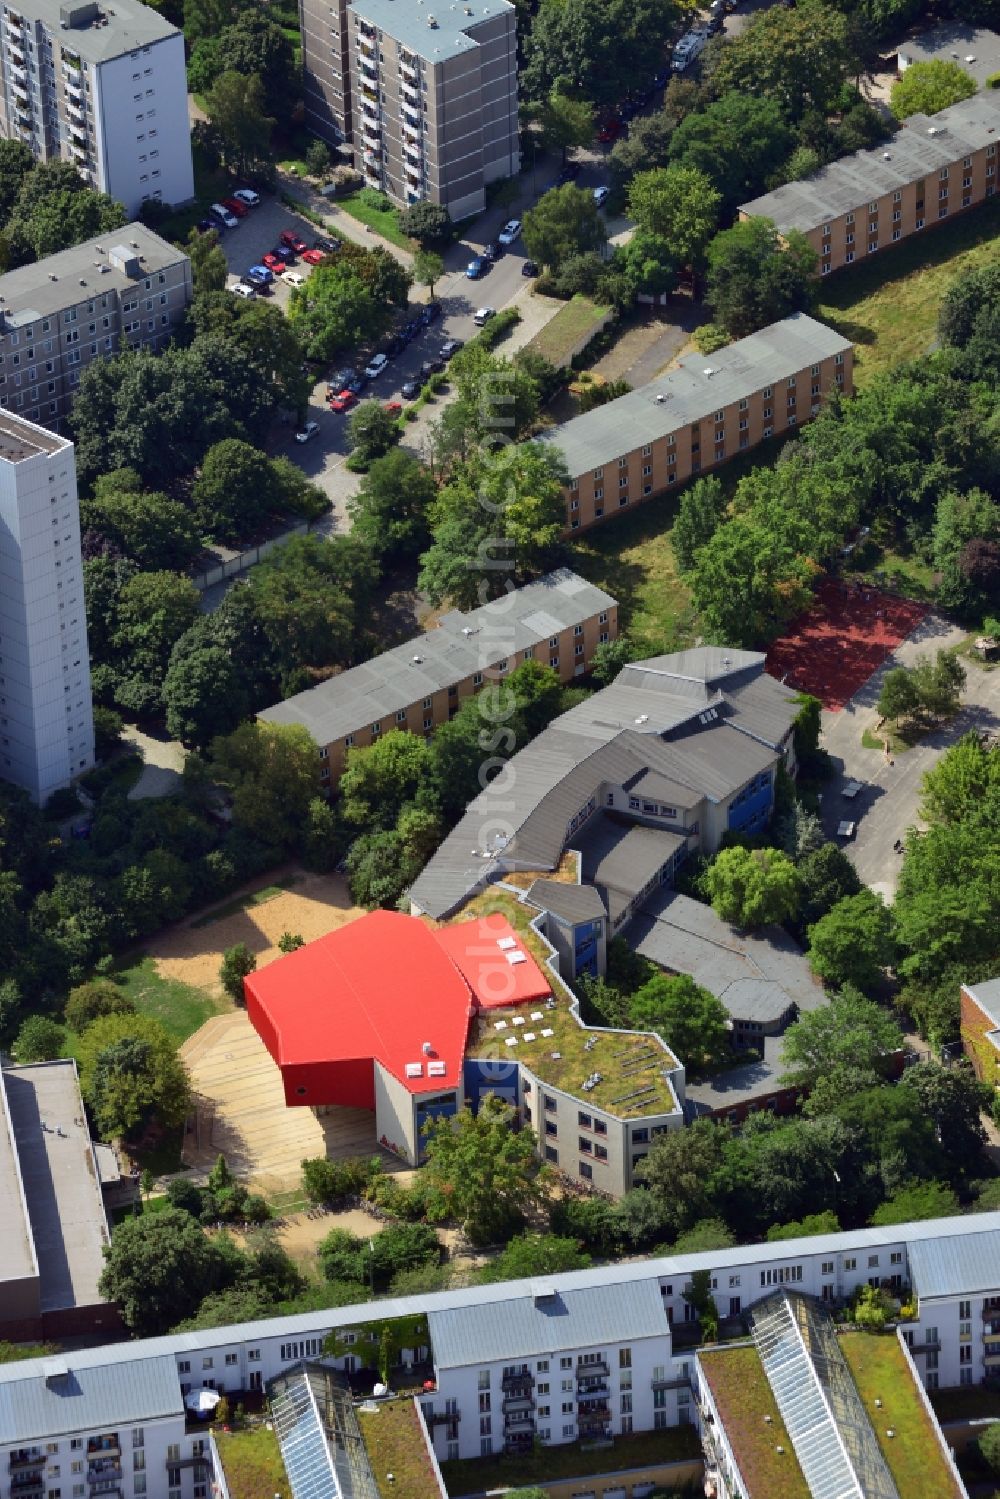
[
  {"x1": 247, "y1": 264, "x2": 273, "y2": 284},
  {"x1": 466, "y1": 257, "x2": 486, "y2": 279}
]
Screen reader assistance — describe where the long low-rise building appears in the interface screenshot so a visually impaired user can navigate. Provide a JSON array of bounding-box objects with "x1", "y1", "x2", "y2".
[
  {"x1": 0, "y1": 1210, "x2": 995, "y2": 1490},
  {"x1": 259, "y1": 567, "x2": 618, "y2": 786},
  {"x1": 539, "y1": 313, "x2": 852, "y2": 534},
  {"x1": 739, "y1": 90, "x2": 1000, "y2": 277}
]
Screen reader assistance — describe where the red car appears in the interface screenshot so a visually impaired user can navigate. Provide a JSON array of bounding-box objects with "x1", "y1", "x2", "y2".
[
  {"x1": 384, "y1": 401, "x2": 402, "y2": 416},
  {"x1": 280, "y1": 230, "x2": 309, "y2": 254},
  {"x1": 222, "y1": 196, "x2": 249, "y2": 218},
  {"x1": 301, "y1": 248, "x2": 326, "y2": 266},
  {"x1": 261, "y1": 251, "x2": 284, "y2": 271},
  {"x1": 328, "y1": 389, "x2": 357, "y2": 413},
  {"x1": 597, "y1": 118, "x2": 624, "y2": 143}
]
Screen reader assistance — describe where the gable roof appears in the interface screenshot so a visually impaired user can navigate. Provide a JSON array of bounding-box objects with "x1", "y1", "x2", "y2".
[
  {"x1": 0, "y1": 1353, "x2": 182, "y2": 1444},
  {"x1": 908, "y1": 1228, "x2": 1000, "y2": 1299}
]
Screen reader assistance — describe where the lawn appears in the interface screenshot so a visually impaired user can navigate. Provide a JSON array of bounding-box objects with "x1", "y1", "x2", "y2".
[
  {"x1": 109, "y1": 954, "x2": 226, "y2": 1044},
  {"x1": 357, "y1": 1401, "x2": 439, "y2": 1498},
  {"x1": 441, "y1": 1424, "x2": 701, "y2": 1495},
  {"x1": 336, "y1": 192, "x2": 414, "y2": 252},
  {"x1": 698, "y1": 1346, "x2": 810, "y2": 1499},
  {"x1": 816, "y1": 195, "x2": 1000, "y2": 387},
  {"x1": 524, "y1": 294, "x2": 612, "y2": 367},
  {"x1": 839, "y1": 1331, "x2": 964, "y2": 1498},
  {"x1": 213, "y1": 1426, "x2": 289, "y2": 1499}
]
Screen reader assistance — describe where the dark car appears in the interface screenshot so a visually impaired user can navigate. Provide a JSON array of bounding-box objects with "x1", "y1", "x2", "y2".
[
  {"x1": 196, "y1": 218, "x2": 218, "y2": 234},
  {"x1": 652, "y1": 70, "x2": 668, "y2": 88},
  {"x1": 522, "y1": 259, "x2": 539, "y2": 277},
  {"x1": 440, "y1": 338, "x2": 464, "y2": 358},
  {"x1": 619, "y1": 100, "x2": 637, "y2": 120},
  {"x1": 313, "y1": 235, "x2": 341, "y2": 253},
  {"x1": 400, "y1": 320, "x2": 420, "y2": 343},
  {"x1": 383, "y1": 335, "x2": 405, "y2": 357},
  {"x1": 330, "y1": 367, "x2": 354, "y2": 389},
  {"x1": 421, "y1": 300, "x2": 443, "y2": 324},
  {"x1": 401, "y1": 378, "x2": 422, "y2": 399},
  {"x1": 272, "y1": 244, "x2": 295, "y2": 263},
  {"x1": 483, "y1": 240, "x2": 503, "y2": 262},
  {"x1": 421, "y1": 356, "x2": 445, "y2": 378},
  {"x1": 345, "y1": 373, "x2": 367, "y2": 394}
]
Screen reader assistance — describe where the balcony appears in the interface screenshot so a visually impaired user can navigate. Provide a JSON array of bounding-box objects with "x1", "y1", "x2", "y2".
[
  {"x1": 11, "y1": 1480, "x2": 44, "y2": 1498},
  {"x1": 424, "y1": 1408, "x2": 461, "y2": 1426},
  {"x1": 502, "y1": 1395, "x2": 535, "y2": 1414},
  {"x1": 501, "y1": 1371, "x2": 534, "y2": 1392},
  {"x1": 504, "y1": 1412, "x2": 535, "y2": 1432},
  {"x1": 400, "y1": 77, "x2": 420, "y2": 103},
  {"x1": 10, "y1": 1455, "x2": 46, "y2": 1473},
  {"x1": 359, "y1": 59, "x2": 377, "y2": 82},
  {"x1": 87, "y1": 1462, "x2": 122, "y2": 1484},
  {"x1": 986, "y1": 1351, "x2": 1000, "y2": 1368},
  {"x1": 652, "y1": 1375, "x2": 690, "y2": 1392},
  {"x1": 577, "y1": 1361, "x2": 609, "y2": 1379},
  {"x1": 908, "y1": 1335, "x2": 941, "y2": 1354},
  {"x1": 982, "y1": 1305, "x2": 1000, "y2": 1320}
]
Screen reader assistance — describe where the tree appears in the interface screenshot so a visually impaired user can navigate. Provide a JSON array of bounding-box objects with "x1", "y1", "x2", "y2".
[
  {"x1": 288, "y1": 258, "x2": 386, "y2": 363},
  {"x1": 78, "y1": 1013, "x2": 190, "y2": 1139},
  {"x1": 112, "y1": 570, "x2": 201, "y2": 714},
  {"x1": 193, "y1": 439, "x2": 284, "y2": 542},
  {"x1": 877, "y1": 666, "x2": 919, "y2": 724},
  {"x1": 278, "y1": 931, "x2": 305, "y2": 954},
  {"x1": 669, "y1": 94, "x2": 794, "y2": 214},
  {"x1": 706, "y1": 217, "x2": 816, "y2": 339},
  {"x1": 523, "y1": 0, "x2": 679, "y2": 110},
  {"x1": 609, "y1": 231, "x2": 676, "y2": 301},
  {"x1": 5, "y1": 160, "x2": 126, "y2": 265},
  {"x1": 522, "y1": 183, "x2": 605, "y2": 271},
  {"x1": 921, "y1": 731, "x2": 1000, "y2": 828},
  {"x1": 637, "y1": 1119, "x2": 728, "y2": 1237},
  {"x1": 980, "y1": 1422, "x2": 1000, "y2": 1477},
  {"x1": 164, "y1": 643, "x2": 248, "y2": 750},
  {"x1": 711, "y1": 5, "x2": 850, "y2": 121},
  {"x1": 397, "y1": 201, "x2": 453, "y2": 245},
  {"x1": 479, "y1": 1233, "x2": 591, "y2": 1283},
  {"x1": 347, "y1": 400, "x2": 400, "y2": 464},
  {"x1": 14, "y1": 1015, "x2": 65, "y2": 1061},
  {"x1": 627, "y1": 166, "x2": 720, "y2": 269},
  {"x1": 609, "y1": 111, "x2": 676, "y2": 196},
  {"x1": 705, "y1": 846, "x2": 800, "y2": 929},
  {"x1": 671, "y1": 475, "x2": 726, "y2": 571},
  {"x1": 879, "y1": 650, "x2": 966, "y2": 726},
  {"x1": 536, "y1": 87, "x2": 594, "y2": 162},
  {"x1": 781, "y1": 986, "x2": 902, "y2": 1092},
  {"x1": 306, "y1": 137, "x2": 331, "y2": 179},
  {"x1": 205, "y1": 71, "x2": 275, "y2": 177},
  {"x1": 186, "y1": 225, "x2": 228, "y2": 298},
  {"x1": 900, "y1": 1061, "x2": 988, "y2": 1178},
  {"x1": 98, "y1": 1206, "x2": 233, "y2": 1335},
  {"x1": 940, "y1": 259, "x2": 1000, "y2": 350},
  {"x1": 339, "y1": 732, "x2": 434, "y2": 831},
  {"x1": 796, "y1": 842, "x2": 862, "y2": 928},
  {"x1": 630, "y1": 973, "x2": 730, "y2": 1070},
  {"x1": 766, "y1": 1211, "x2": 840, "y2": 1240},
  {"x1": 688, "y1": 515, "x2": 815, "y2": 647},
  {"x1": 890, "y1": 60, "x2": 976, "y2": 121},
  {"x1": 674, "y1": 1219, "x2": 735, "y2": 1255},
  {"x1": 64, "y1": 978, "x2": 135, "y2": 1033},
  {"x1": 412, "y1": 248, "x2": 445, "y2": 303},
  {"x1": 220, "y1": 943, "x2": 257, "y2": 1003},
  {"x1": 0, "y1": 138, "x2": 34, "y2": 223},
  {"x1": 347, "y1": 450, "x2": 435, "y2": 564},
  {"x1": 208, "y1": 721, "x2": 320, "y2": 850},
  {"x1": 807, "y1": 890, "x2": 895, "y2": 991},
  {"x1": 869, "y1": 1179, "x2": 960, "y2": 1226},
  {"x1": 214, "y1": 13, "x2": 297, "y2": 117},
  {"x1": 421, "y1": 1094, "x2": 548, "y2": 1244},
  {"x1": 590, "y1": 636, "x2": 632, "y2": 686}
]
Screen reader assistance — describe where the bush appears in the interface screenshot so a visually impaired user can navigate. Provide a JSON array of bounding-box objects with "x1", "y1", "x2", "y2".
[
  {"x1": 219, "y1": 943, "x2": 256, "y2": 1004},
  {"x1": 301, "y1": 1155, "x2": 378, "y2": 1205},
  {"x1": 988, "y1": 71, "x2": 1000, "y2": 89},
  {"x1": 92, "y1": 705, "x2": 125, "y2": 761},
  {"x1": 476, "y1": 306, "x2": 521, "y2": 350},
  {"x1": 64, "y1": 979, "x2": 135, "y2": 1033},
  {"x1": 358, "y1": 186, "x2": 392, "y2": 211},
  {"x1": 14, "y1": 1014, "x2": 65, "y2": 1062},
  {"x1": 692, "y1": 322, "x2": 730, "y2": 355}
]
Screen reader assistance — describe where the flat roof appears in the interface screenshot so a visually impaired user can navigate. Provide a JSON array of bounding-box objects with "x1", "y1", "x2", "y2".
[
  {"x1": 898, "y1": 23, "x2": 1000, "y2": 89},
  {"x1": 740, "y1": 90, "x2": 1000, "y2": 234},
  {"x1": 259, "y1": 568, "x2": 616, "y2": 748},
  {"x1": 245, "y1": 910, "x2": 474, "y2": 1096},
  {"x1": 350, "y1": 0, "x2": 514, "y2": 61},
  {"x1": 0, "y1": 1071, "x2": 37, "y2": 1289},
  {"x1": 15, "y1": 0, "x2": 179, "y2": 64},
  {"x1": 3, "y1": 1062, "x2": 110, "y2": 1312},
  {"x1": 434, "y1": 912, "x2": 552, "y2": 1009},
  {"x1": 685, "y1": 1033, "x2": 789, "y2": 1115},
  {"x1": 0, "y1": 410, "x2": 70, "y2": 462},
  {"x1": 539, "y1": 314, "x2": 852, "y2": 477},
  {"x1": 0, "y1": 223, "x2": 188, "y2": 326},
  {"x1": 699, "y1": 1344, "x2": 810, "y2": 1499}
]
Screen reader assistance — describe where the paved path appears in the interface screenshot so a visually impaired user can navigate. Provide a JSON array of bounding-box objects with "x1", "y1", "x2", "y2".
[
  {"x1": 818, "y1": 615, "x2": 1000, "y2": 899},
  {"x1": 124, "y1": 723, "x2": 186, "y2": 800}
]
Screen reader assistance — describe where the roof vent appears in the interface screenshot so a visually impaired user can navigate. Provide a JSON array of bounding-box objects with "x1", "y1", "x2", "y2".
[
  {"x1": 764, "y1": 1415, "x2": 772, "y2": 1424},
  {"x1": 412, "y1": 654, "x2": 423, "y2": 663},
  {"x1": 422, "y1": 1040, "x2": 433, "y2": 1055},
  {"x1": 703, "y1": 367, "x2": 715, "y2": 377},
  {"x1": 79, "y1": 277, "x2": 86, "y2": 285},
  {"x1": 404, "y1": 1062, "x2": 423, "y2": 1078},
  {"x1": 775, "y1": 1445, "x2": 785, "y2": 1455},
  {"x1": 966, "y1": 54, "x2": 976, "y2": 62},
  {"x1": 883, "y1": 151, "x2": 891, "y2": 160},
  {"x1": 655, "y1": 393, "x2": 666, "y2": 403},
  {"x1": 886, "y1": 1429, "x2": 895, "y2": 1439},
  {"x1": 927, "y1": 126, "x2": 940, "y2": 135},
  {"x1": 428, "y1": 12, "x2": 437, "y2": 24},
  {"x1": 634, "y1": 713, "x2": 649, "y2": 724}
]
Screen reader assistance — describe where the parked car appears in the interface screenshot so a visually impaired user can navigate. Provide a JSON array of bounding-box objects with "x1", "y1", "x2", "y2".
[
  {"x1": 384, "y1": 401, "x2": 402, "y2": 416},
  {"x1": 281, "y1": 270, "x2": 305, "y2": 287},
  {"x1": 280, "y1": 230, "x2": 309, "y2": 254},
  {"x1": 498, "y1": 218, "x2": 522, "y2": 245},
  {"x1": 401, "y1": 378, "x2": 422, "y2": 399},
  {"x1": 246, "y1": 264, "x2": 274, "y2": 284},
  {"x1": 383, "y1": 335, "x2": 405, "y2": 357},
  {"x1": 466, "y1": 256, "x2": 487, "y2": 279},
  {"x1": 328, "y1": 389, "x2": 357, "y2": 413},
  {"x1": 420, "y1": 357, "x2": 444, "y2": 378},
  {"x1": 295, "y1": 420, "x2": 319, "y2": 443},
  {"x1": 313, "y1": 235, "x2": 341, "y2": 253},
  {"x1": 210, "y1": 203, "x2": 239, "y2": 229},
  {"x1": 344, "y1": 373, "x2": 367, "y2": 394},
  {"x1": 440, "y1": 338, "x2": 464, "y2": 358},
  {"x1": 597, "y1": 119, "x2": 624, "y2": 143},
  {"x1": 272, "y1": 244, "x2": 295, "y2": 263},
  {"x1": 473, "y1": 306, "x2": 495, "y2": 326},
  {"x1": 522, "y1": 260, "x2": 539, "y2": 278},
  {"x1": 262, "y1": 252, "x2": 284, "y2": 272},
  {"x1": 222, "y1": 196, "x2": 248, "y2": 218},
  {"x1": 301, "y1": 248, "x2": 326, "y2": 266},
  {"x1": 483, "y1": 239, "x2": 502, "y2": 262},
  {"x1": 231, "y1": 281, "x2": 256, "y2": 299},
  {"x1": 364, "y1": 352, "x2": 389, "y2": 379},
  {"x1": 421, "y1": 301, "x2": 442, "y2": 325},
  {"x1": 196, "y1": 218, "x2": 218, "y2": 234},
  {"x1": 401, "y1": 320, "x2": 421, "y2": 343},
  {"x1": 233, "y1": 187, "x2": 260, "y2": 207},
  {"x1": 593, "y1": 186, "x2": 610, "y2": 207},
  {"x1": 329, "y1": 368, "x2": 354, "y2": 391}
]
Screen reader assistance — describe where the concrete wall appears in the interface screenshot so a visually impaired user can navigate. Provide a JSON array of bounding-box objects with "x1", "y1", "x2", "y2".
[
  {"x1": 93, "y1": 35, "x2": 193, "y2": 216},
  {"x1": 374, "y1": 1059, "x2": 420, "y2": 1164}
]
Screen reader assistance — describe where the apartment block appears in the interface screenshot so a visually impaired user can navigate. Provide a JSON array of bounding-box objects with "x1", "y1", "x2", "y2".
[
  {"x1": 961, "y1": 975, "x2": 1000, "y2": 1087},
  {"x1": 0, "y1": 0, "x2": 193, "y2": 217},
  {"x1": 301, "y1": 0, "x2": 519, "y2": 219},
  {"x1": 740, "y1": 91, "x2": 1000, "y2": 277},
  {"x1": 0, "y1": 223, "x2": 191, "y2": 428},
  {"x1": 259, "y1": 567, "x2": 618, "y2": 786},
  {"x1": 540, "y1": 314, "x2": 853, "y2": 534},
  {"x1": 0, "y1": 413, "x2": 92, "y2": 801}
]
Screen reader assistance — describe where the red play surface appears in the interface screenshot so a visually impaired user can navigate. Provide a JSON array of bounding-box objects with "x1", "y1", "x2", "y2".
[
  {"x1": 766, "y1": 579, "x2": 927, "y2": 712},
  {"x1": 434, "y1": 913, "x2": 552, "y2": 1010}
]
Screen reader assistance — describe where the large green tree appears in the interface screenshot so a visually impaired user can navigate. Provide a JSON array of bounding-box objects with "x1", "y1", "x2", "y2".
[
  {"x1": 208, "y1": 721, "x2": 320, "y2": 852},
  {"x1": 672, "y1": 475, "x2": 726, "y2": 572},
  {"x1": 205, "y1": 71, "x2": 274, "y2": 177},
  {"x1": 347, "y1": 450, "x2": 435, "y2": 564},
  {"x1": 706, "y1": 217, "x2": 817, "y2": 338},
  {"x1": 421, "y1": 1095, "x2": 548, "y2": 1244},
  {"x1": 213, "y1": 13, "x2": 297, "y2": 117},
  {"x1": 522, "y1": 183, "x2": 605, "y2": 271},
  {"x1": 807, "y1": 890, "x2": 895, "y2": 991},
  {"x1": 890, "y1": 59, "x2": 976, "y2": 120},
  {"x1": 630, "y1": 973, "x2": 730, "y2": 1070},
  {"x1": 669, "y1": 94, "x2": 795, "y2": 213},
  {"x1": 98, "y1": 1207, "x2": 234, "y2": 1335},
  {"x1": 288, "y1": 259, "x2": 387, "y2": 363},
  {"x1": 711, "y1": 4, "x2": 851, "y2": 121},
  {"x1": 339, "y1": 731, "x2": 434, "y2": 831},
  {"x1": 535, "y1": 88, "x2": 594, "y2": 162},
  {"x1": 244, "y1": 533, "x2": 375, "y2": 690},
  {"x1": 705, "y1": 845, "x2": 801, "y2": 929},
  {"x1": 5, "y1": 159, "x2": 126, "y2": 265},
  {"x1": 78, "y1": 1013, "x2": 191, "y2": 1139},
  {"x1": 781, "y1": 986, "x2": 902, "y2": 1094},
  {"x1": 185, "y1": 225, "x2": 228, "y2": 298},
  {"x1": 627, "y1": 165, "x2": 721, "y2": 269}
]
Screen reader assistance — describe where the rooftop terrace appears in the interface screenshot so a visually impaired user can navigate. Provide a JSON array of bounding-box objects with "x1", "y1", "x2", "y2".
[
  {"x1": 459, "y1": 884, "x2": 683, "y2": 1118},
  {"x1": 356, "y1": 1400, "x2": 440, "y2": 1498}
]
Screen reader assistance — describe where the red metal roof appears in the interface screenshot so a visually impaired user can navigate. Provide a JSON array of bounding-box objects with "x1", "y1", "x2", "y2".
[
  {"x1": 244, "y1": 910, "x2": 474, "y2": 1096},
  {"x1": 432, "y1": 914, "x2": 551, "y2": 1010}
]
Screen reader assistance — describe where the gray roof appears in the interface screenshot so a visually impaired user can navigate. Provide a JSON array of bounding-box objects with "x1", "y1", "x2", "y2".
[
  {"x1": 897, "y1": 23, "x2": 1000, "y2": 89},
  {"x1": 0, "y1": 224, "x2": 189, "y2": 327},
  {"x1": 0, "y1": 1071, "x2": 36, "y2": 1289},
  {"x1": 685, "y1": 1034, "x2": 789, "y2": 1115},
  {"x1": 539, "y1": 315, "x2": 852, "y2": 478},
  {"x1": 0, "y1": 1352, "x2": 183, "y2": 1444},
  {"x1": 0, "y1": 411, "x2": 69, "y2": 462},
  {"x1": 259, "y1": 568, "x2": 616, "y2": 747},
  {"x1": 3, "y1": 1062, "x2": 111, "y2": 1312},
  {"x1": 908, "y1": 1228, "x2": 1000, "y2": 1299},
  {"x1": 631, "y1": 890, "x2": 824, "y2": 1025},
  {"x1": 428, "y1": 1279, "x2": 667, "y2": 1368},
  {"x1": 17, "y1": 0, "x2": 179, "y2": 65},
  {"x1": 350, "y1": 0, "x2": 514, "y2": 62},
  {"x1": 964, "y1": 976, "x2": 1000, "y2": 1027},
  {"x1": 527, "y1": 878, "x2": 607, "y2": 925},
  {"x1": 410, "y1": 649, "x2": 800, "y2": 919},
  {"x1": 578, "y1": 815, "x2": 683, "y2": 903},
  {"x1": 740, "y1": 91, "x2": 1000, "y2": 234}
]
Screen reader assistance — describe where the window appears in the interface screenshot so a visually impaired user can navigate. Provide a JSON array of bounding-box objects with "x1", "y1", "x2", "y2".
[
  {"x1": 593, "y1": 466, "x2": 603, "y2": 479},
  {"x1": 821, "y1": 1261, "x2": 834, "y2": 1275},
  {"x1": 579, "y1": 1160, "x2": 593, "y2": 1180},
  {"x1": 844, "y1": 1257, "x2": 857, "y2": 1270},
  {"x1": 544, "y1": 1094, "x2": 557, "y2": 1112}
]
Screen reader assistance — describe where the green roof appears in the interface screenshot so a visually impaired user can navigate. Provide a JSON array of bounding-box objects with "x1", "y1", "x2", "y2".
[{"x1": 698, "y1": 1345, "x2": 811, "y2": 1499}]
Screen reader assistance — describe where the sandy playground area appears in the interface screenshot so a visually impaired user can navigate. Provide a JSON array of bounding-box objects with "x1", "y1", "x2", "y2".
[{"x1": 148, "y1": 867, "x2": 365, "y2": 994}]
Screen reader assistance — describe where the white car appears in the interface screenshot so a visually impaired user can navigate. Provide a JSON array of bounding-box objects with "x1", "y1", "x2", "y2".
[
  {"x1": 295, "y1": 420, "x2": 319, "y2": 443},
  {"x1": 231, "y1": 282, "x2": 256, "y2": 299},
  {"x1": 233, "y1": 188, "x2": 260, "y2": 207},
  {"x1": 473, "y1": 306, "x2": 496, "y2": 326},
  {"x1": 593, "y1": 186, "x2": 610, "y2": 208},
  {"x1": 282, "y1": 270, "x2": 305, "y2": 287},
  {"x1": 364, "y1": 352, "x2": 389, "y2": 379},
  {"x1": 210, "y1": 202, "x2": 239, "y2": 229},
  {"x1": 498, "y1": 218, "x2": 522, "y2": 246}
]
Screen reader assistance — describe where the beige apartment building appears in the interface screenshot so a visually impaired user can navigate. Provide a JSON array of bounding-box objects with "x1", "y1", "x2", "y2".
[
  {"x1": 301, "y1": 0, "x2": 518, "y2": 219},
  {"x1": 0, "y1": 223, "x2": 191, "y2": 429},
  {"x1": 540, "y1": 314, "x2": 853, "y2": 534},
  {"x1": 739, "y1": 91, "x2": 1000, "y2": 276},
  {"x1": 259, "y1": 568, "x2": 618, "y2": 785}
]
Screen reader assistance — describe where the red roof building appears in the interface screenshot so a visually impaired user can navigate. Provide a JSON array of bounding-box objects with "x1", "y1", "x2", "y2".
[{"x1": 434, "y1": 913, "x2": 551, "y2": 1010}]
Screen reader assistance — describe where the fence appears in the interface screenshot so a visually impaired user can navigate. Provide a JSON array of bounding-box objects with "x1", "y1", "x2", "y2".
[{"x1": 190, "y1": 521, "x2": 309, "y2": 593}]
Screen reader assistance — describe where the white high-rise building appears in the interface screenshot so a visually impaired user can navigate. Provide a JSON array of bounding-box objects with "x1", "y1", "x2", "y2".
[{"x1": 0, "y1": 412, "x2": 93, "y2": 802}]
